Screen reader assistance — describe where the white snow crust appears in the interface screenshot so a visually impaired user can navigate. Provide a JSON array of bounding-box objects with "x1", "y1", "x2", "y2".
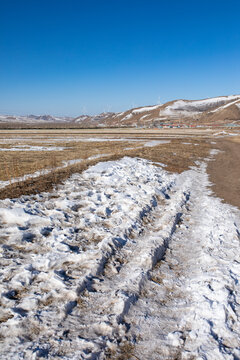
[
  {"x1": 0, "y1": 156, "x2": 239, "y2": 359},
  {"x1": 126, "y1": 162, "x2": 240, "y2": 359}
]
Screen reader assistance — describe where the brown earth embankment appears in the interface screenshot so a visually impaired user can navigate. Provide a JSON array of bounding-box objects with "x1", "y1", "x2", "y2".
[{"x1": 207, "y1": 137, "x2": 240, "y2": 209}]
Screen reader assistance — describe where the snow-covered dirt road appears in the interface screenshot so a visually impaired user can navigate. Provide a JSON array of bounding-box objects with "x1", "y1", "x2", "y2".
[{"x1": 0, "y1": 157, "x2": 239, "y2": 359}]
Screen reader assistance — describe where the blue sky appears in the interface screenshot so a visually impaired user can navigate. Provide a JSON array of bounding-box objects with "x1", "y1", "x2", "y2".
[{"x1": 0, "y1": 0, "x2": 240, "y2": 116}]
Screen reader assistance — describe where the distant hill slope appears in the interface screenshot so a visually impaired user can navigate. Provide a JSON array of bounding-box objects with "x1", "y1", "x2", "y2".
[
  {"x1": 1, "y1": 95, "x2": 240, "y2": 127},
  {"x1": 99, "y1": 95, "x2": 240, "y2": 127},
  {"x1": 0, "y1": 114, "x2": 73, "y2": 123}
]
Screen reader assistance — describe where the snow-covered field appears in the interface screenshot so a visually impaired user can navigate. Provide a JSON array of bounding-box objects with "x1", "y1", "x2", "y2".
[{"x1": 0, "y1": 155, "x2": 239, "y2": 359}]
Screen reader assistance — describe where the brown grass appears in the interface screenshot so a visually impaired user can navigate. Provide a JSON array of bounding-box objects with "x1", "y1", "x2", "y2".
[
  {"x1": 106, "y1": 341, "x2": 135, "y2": 360},
  {"x1": 0, "y1": 140, "x2": 130, "y2": 181},
  {"x1": 0, "y1": 131, "x2": 212, "y2": 200}
]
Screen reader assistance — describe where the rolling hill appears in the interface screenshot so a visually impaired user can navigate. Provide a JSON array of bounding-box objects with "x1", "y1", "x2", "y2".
[{"x1": 1, "y1": 95, "x2": 240, "y2": 128}]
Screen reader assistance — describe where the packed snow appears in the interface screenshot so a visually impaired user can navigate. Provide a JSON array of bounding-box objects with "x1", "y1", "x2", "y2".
[
  {"x1": 126, "y1": 162, "x2": 240, "y2": 359},
  {"x1": 0, "y1": 155, "x2": 239, "y2": 359}
]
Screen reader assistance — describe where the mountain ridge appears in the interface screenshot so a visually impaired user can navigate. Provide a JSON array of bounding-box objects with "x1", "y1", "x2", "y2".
[{"x1": 1, "y1": 95, "x2": 240, "y2": 128}]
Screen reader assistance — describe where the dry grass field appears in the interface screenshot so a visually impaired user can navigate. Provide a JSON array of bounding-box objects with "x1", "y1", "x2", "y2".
[
  {"x1": 0, "y1": 128, "x2": 215, "y2": 199},
  {"x1": 0, "y1": 128, "x2": 239, "y2": 203}
]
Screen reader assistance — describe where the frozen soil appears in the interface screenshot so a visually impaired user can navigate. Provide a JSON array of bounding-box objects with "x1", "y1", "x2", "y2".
[
  {"x1": 207, "y1": 137, "x2": 240, "y2": 209},
  {"x1": 0, "y1": 156, "x2": 239, "y2": 359}
]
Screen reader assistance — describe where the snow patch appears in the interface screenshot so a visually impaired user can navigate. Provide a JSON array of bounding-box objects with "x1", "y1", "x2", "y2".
[
  {"x1": 144, "y1": 140, "x2": 170, "y2": 147},
  {"x1": 132, "y1": 105, "x2": 160, "y2": 114}
]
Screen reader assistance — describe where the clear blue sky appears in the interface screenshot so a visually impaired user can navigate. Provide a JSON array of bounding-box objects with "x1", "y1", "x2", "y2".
[{"x1": 0, "y1": 0, "x2": 240, "y2": 116}]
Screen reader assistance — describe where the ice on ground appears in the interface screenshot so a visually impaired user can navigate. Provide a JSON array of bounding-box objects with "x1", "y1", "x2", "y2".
[
  {"x1": 210, "y1": 148, "x2": 221, "y2": 156},
  {"x1": 0, "y1": 155, "x2": 239, "y2": 359},
  {"x1": 75, "y1": 137, "x2": 130, "y2": 142},
  {"x1": 0, "y1": 145, "x2": 66, "y2": 151},
  {"x1": 86, "y1": 153, "x2": 110, "y2": 160},
  {"x1": 143, "y1": 140, "x2": 170, "y2": 147}
]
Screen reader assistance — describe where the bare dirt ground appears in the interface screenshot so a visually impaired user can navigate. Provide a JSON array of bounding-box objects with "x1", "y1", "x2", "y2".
[{"x1": 207, "y1": 136, "x2": 240, "y2": 209}]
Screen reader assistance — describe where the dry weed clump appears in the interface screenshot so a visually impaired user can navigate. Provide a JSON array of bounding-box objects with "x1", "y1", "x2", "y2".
[
  {"x1": 0, "y1": 312, "x2": 14, "y2": 324},
  {"x1": 105, "y1": 341, "x2": 135, "y2": 360}
]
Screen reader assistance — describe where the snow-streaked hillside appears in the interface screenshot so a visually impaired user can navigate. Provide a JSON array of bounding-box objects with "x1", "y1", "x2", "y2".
[
  {"x1": 1, "y1": 95, "x2": 240, "y2": 127},
  {"x1": 108, "y1": 95, "x2": 240, "y2": 126},
  {"x1": 161, "y1": 95, "x2": 240, "y2": 116},
  {"x1": 0, "y1": 114, "x2": 74, "y2": 123}
]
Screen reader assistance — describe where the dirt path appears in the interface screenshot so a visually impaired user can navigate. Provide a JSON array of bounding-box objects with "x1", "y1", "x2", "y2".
[
  {"x1": 127, "y1": 163, "x2": 240, "y2": 360},
  {"x1": 207, "y1": 137, "x2": 240, "y2": 209}
]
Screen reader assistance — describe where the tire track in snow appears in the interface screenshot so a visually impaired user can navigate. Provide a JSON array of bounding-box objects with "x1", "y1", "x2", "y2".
[
  {"x1": 1, "y1": 157, "x2": 239, "y2": 359},
  {"x1": 0, "y1": 157, "x2": 176, "y2": 359},
  {"x1": 55, "y1": 183, "x2": 190, "y2": 359},
  {"x1": 126, "y1": 164, "x2": 240, "y2": 360}
]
